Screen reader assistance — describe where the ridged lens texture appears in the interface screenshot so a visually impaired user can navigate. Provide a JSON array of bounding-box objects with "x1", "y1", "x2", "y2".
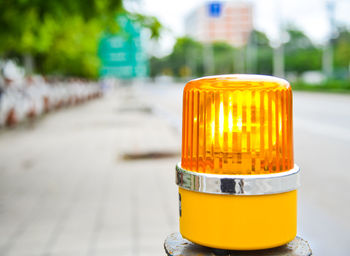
[{"x1": 181, "y1": 75, "x2": 293, "y2": 174}]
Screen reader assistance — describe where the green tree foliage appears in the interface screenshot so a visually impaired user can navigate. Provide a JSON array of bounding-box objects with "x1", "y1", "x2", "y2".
[
  {"x1": 212, "y1": 42, "x2": 234, "y2": 74},
  {"x1": 150, "y1": 56, "x2": 168, "y2": 78},
  {"x1": 284, "y1": 27, "x2": 322, "y2": 74},
  {"x1": 38, "y1": 17, "x2": 104, "y2": 78},
  {"x1": 334, "y1": 27, "x2": 350, "y2": 69},
  {"x1": 150, "y1": 28, "x2": 349, "y2": 80},
  {"x1": 150, "y1": 37, "x2": 204, "y2": 78},
  {"x1": 0, "y1": 0, "x2": 122, "y2": 78},
  {"x1": 150, "y1": 31, "x2": 274, "y2": 79},
  {"x1": 130, "y1": 14, "x2": 162, "y2": 39},
  {"x1": 170, "y1": 37, "x2": 203, "y2": 77},
  {"x1": 0, "y1": 0, "x2": 161, "y2": 78},
  {"x1": 249, "y1": 30, "x2": 273, "y2": 75}
]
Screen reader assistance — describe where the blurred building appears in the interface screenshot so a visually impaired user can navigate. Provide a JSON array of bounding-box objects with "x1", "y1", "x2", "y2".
[{"x1": 185, "y1": 1, "x2": 253, "y2": 47}]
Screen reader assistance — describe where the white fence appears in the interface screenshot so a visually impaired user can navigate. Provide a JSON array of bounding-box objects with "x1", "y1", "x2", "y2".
[{"x1": 0, "y1": 79, "x2": 102, "y2": 127}]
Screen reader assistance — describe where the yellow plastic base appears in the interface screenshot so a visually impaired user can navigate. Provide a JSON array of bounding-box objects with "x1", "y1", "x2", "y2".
[{"x1": 179, "y1": 188, "x2": 297, "y2": 250}]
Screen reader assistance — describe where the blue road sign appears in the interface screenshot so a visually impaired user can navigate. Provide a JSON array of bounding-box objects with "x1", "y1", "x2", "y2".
[{"x1": 208, "y1": 2, "x2": 222, "y2": 17}]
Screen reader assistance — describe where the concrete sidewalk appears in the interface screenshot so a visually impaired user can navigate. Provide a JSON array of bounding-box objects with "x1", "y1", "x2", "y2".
[{"x1": 0, "y1": 88, "x2": 180, "y2": 256}]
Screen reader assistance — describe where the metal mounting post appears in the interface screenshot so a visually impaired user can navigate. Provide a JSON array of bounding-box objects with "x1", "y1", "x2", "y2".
[{"x1": 164, "y1": 233, "x2": 312, "y2": 256}]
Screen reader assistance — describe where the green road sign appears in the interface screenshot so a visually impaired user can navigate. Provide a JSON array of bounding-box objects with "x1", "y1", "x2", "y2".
[{"x1": 98, "y1": 15, "x2": 149, "y2": 79}]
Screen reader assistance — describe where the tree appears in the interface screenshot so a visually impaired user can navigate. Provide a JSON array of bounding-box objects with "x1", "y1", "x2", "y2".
[
  {"x1": 158, "y1": 37, "x2": 203, "y2": 78},
  {"x1": 0, "y1": 0, "x2": 161, "y2": 78},
  {"x1": 248, "y1": 30, "x2": 273, "y2": 75},
  {"x1": 212, "y1": 42, "x2": 235, "y2": 75},
  {"x1": 150, "y1": 38, "x2": 237, "y2": 79},
  {"x1": 284, "y1": 27, "x2": 322, "y2": 74},
  {"x1": 333, "y1": 27, "x2": 350, "y2": 70}
]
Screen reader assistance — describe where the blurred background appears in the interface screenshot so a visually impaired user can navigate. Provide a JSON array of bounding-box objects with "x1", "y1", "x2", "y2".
[{"x1": 0, "y1": 0, "x2": 349, "y2": 255}]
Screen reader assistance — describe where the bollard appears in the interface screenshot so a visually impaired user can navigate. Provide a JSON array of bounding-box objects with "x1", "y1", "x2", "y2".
[
  {"x1": 174, "y1": 75, "x2": 301, "y2": 250},
  {"x1": 164, "y1": 233, "x2": 312, "y2": 256}
]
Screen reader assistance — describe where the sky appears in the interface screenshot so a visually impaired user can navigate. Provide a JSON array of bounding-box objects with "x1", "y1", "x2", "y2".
[{"x1": 129, "y1": 0, "x2": 350, "y2": 56}]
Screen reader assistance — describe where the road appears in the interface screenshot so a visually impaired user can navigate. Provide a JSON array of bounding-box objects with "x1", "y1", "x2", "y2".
[{"x1": 0, "y1": 82, "x2": 349, "y2": 256}]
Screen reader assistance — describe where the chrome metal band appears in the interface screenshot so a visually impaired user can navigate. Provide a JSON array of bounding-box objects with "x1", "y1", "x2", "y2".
[{"x1": 176, "y1": 163, "x2": 300, "y2": 195}]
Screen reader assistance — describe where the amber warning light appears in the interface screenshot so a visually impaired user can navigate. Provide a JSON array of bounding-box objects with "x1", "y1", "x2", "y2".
[{"x1": 175, "y1": 75, "x2": 300, "y2": 250}]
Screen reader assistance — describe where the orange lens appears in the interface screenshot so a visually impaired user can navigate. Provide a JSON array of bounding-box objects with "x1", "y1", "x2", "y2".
[{"x1": 181, "y1": 75, "x2": 293, "y2": 174}]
